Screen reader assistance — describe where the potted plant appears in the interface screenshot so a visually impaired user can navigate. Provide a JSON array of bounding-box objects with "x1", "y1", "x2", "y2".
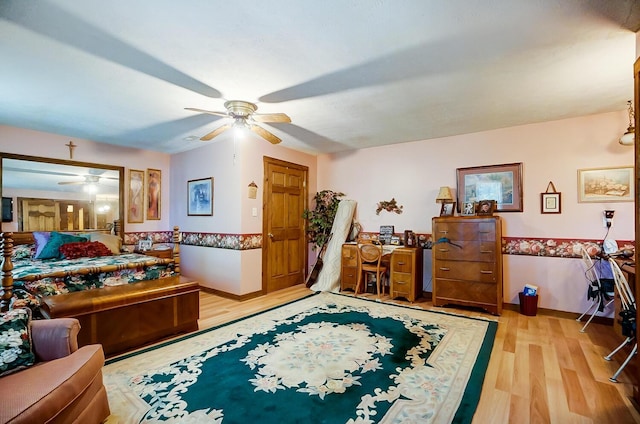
[{"x1": 302, "y1": 190, "x2": 345, "y2": 250}]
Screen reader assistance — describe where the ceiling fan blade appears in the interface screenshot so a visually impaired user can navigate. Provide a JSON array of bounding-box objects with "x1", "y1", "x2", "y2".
[
  {"x1": 250, "y1": 124, "x2": 282, "y2": 144},
  {"x1": 253, "y1": 113, "x2": 291, "y2": 123},
  {"x1": 200, "y1": 123, "x2": 232, "y2": 141},
  {"x1": 185, "y1": 107, "x2": 228, "y2": 118}
]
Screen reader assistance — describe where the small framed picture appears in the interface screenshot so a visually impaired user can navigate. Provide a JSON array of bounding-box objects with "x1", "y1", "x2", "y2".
[
  {"x1": 136, "y1": 239, "x2": 152, "y2": 252},
  {"x1": 390, "y1": 235, "x2": 401, "y2": 245},
  {"x1": 477, "y1": 199, "x2": 496, "y2": 216},
  {"x1": 461, "y1": 201, "x2": 476, "y2": 216},
  {"x1": 440, "y1": 202, "x2": 455, "y2": 217},
  {"x1": 541, "y1": 192, "x2": 561, "y2": 214},
  {"x1": 188, "y1": 177, "x2": 214, "y2": 216}
]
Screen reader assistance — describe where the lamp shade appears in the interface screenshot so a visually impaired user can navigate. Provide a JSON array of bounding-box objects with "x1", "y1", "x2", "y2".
[
  {"x1": 619, "y1": 128, "x2": 635, "y2": 146},
  {"x1": 436, "y1": 186, "x2": 453, "y2": 203}
]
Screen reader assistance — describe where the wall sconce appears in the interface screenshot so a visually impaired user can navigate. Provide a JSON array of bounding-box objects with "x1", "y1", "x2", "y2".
[
  {"x1": 619, "y1": 100, "x2": 635, "y2": 146},
  {"x1": 248, "y1": 181, "x2": 258, "y2": 199},
  {"x1": 435, "y1": 186, "x2": 453, "y2": 203}
]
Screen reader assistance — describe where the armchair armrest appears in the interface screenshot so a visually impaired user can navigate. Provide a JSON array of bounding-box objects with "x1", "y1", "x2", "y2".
[{"x1": 30, "y1": 318, "x2": 80, "y2": 362}]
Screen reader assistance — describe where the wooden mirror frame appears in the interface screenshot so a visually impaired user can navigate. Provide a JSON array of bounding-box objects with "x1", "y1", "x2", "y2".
[{"x1": 0, "y1": 152, "x2": 125, "y2": 234}]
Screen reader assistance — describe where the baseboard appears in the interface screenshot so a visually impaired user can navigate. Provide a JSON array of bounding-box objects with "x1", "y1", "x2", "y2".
[
  {"x1": 502, "y1": 302, "x2": 614, "y2": 325},
  {"x1": 198, "y1": 286, "x2": 265, "y2": 301}
]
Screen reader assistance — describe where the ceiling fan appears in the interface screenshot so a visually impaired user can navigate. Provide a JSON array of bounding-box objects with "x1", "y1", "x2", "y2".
[
  {"x1": 185, "y1": 100, "x2": 291, "y2": 144},
  {"x1": 58, "y1": 175, "x2": 109, "y2": 186}
]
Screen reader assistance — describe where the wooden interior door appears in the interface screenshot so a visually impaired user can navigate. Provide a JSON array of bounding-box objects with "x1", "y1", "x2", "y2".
[
  {"x1": 262, "y1": 157, "x2": 308, "y2": 293},
  {"x1": 20, "y1": 198, "x2": 57, "y2": 231}
]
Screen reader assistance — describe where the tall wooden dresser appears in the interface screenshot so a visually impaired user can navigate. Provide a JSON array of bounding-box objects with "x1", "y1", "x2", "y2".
[{"x1": 432, "y1": 216, "x2": 503, "y2": 315}]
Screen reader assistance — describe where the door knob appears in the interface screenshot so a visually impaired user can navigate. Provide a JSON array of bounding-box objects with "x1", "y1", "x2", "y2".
[{"x1": 268, "y1": 233, "x2": 274, "y2": 238}]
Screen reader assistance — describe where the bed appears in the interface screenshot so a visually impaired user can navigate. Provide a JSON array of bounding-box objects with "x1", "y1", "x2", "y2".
[{"x1": 1, "y1": 226, "x2": 200, "y2": 356}]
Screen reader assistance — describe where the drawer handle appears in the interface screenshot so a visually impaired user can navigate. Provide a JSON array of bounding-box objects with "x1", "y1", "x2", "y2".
[
  {"x1": 438, "y1": 248, "x2": 449, "y2": 252},
  {"x1": 480, "y1": 270, "x2": 493, "y2": 274},
  {"x1": 439, "y1": 267, "x2": 450, "y2": 271},
  {"x1": 480, "y1": 250, "x2": 493, "y2": 253},
  {"x1": 479, "y1": 231, "x2": 490, "y2": 234},
  {"x1": 397, "y1": 261, "x2": 405, "y2": 265},
  {"x1": 438, "y1": 230, "x2": 448, "y2": 234}
]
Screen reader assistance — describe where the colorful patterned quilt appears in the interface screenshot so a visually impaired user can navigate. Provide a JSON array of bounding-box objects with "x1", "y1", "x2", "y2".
[{"x1": 9, "y1": 253, "x2": 176, "y2": 312}]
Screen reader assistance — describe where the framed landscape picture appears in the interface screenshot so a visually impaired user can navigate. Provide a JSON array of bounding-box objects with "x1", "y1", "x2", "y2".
[
  {"x1": 577, "y1": 166, "x2": 634, "y2": 203},
  {"x1": 456, "y1": 162, "x2": 523, "y2": 212},
  {"x1": 188, "y1": 177, "x2": 213, "y2": 216}
]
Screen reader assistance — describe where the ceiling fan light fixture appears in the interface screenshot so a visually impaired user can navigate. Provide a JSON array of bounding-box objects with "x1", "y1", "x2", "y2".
[{"x1": 619, "y1": 100, "x2": 635, "y2": 146}]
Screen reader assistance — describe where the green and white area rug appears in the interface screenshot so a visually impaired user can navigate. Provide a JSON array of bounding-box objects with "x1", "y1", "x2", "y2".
[{"x1": 104, "y1": 292, "x2": 497, "y2": 424}]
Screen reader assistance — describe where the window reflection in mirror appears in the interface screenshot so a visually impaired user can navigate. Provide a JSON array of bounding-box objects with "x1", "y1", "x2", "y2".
[{"x1": 0, "y1": 153, "x2": 124, "y2": 233}]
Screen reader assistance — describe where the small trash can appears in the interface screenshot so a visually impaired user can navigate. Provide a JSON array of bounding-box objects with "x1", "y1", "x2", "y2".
[{"x1": 519, "y1": 292, "x2": 538, "y2": 316}]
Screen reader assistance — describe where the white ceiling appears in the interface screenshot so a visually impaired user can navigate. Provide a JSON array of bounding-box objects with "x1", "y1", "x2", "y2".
[{"x1": 1, "y1": 0, "x2": 639, "y2": 156}]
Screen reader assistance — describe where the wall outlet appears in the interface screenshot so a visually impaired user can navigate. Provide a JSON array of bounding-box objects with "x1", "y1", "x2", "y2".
[{"x1": 604, "y1": 210, "x2": 615, "y2": 227}]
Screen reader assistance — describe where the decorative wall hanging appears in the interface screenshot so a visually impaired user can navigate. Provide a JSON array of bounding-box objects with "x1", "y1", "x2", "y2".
[
  {"x1": 128, "y1": 169, "x2": 144, "y2": 223},
  {"x1": 188, "y1": 177, "x2": 214, "y2": 216},
  {"x1": 146, "y1": 169, "x2": 161, "y2": 220},
  {"x1": 540, "y1": 181, "x2": 561, "y2": 214},
  {"x1": 456, "y1": 162, "x2": 523, "y2": 212},
  {"x1": 376, "y1": 198, "x2": 403, "y2": 215},
  {"x1": 577, "y1": 166, "x2": 634, "y2": 203}
]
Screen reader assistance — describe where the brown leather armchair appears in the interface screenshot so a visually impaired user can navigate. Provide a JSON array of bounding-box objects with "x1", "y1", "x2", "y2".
[{"x1": 0, "y1": 318, "x2": 110, "y2": 424}]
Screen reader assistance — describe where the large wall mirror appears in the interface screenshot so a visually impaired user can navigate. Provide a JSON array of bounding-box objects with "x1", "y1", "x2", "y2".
[{"x1": 0, "y1": 153, "x2": 124, "y2": 234}]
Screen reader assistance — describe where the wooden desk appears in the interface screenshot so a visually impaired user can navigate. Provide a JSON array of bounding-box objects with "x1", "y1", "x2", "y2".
[{"x1": 340, "y1": 244, "x2": 423, "y2": 301}]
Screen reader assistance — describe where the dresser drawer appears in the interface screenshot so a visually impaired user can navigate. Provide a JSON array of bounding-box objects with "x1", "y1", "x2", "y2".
[
  {"x1": 432, "y1": 221, "x2": 496, "y2": 242},
  {"x1": 433, "y1": 260, "x2": 497, "y2": 283},
  {"x1": 391, "y1": 250, "x2": 414, "y2": 273},
  {"x1": 341, "y1": 245, "x2": 358, "y2": 267},
  {"x1": 432, "y1": 241, "x2": 496, "y2": 262},
  {"x1": 391, "y1": 272, "x2": 412, "y2": 294},
  {"x1": 434, "y1": 278, "x2": 498, "y2": 306}
]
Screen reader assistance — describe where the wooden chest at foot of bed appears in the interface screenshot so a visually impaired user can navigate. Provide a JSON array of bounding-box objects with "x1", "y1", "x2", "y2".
[{"x1": 39, "y1": 276, "x2": 200, "y2": 356}]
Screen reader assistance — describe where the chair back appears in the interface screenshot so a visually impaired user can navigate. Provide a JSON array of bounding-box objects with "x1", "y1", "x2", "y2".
[
  {"x1": 358, "y1": 242, "x2": 383, "y2": 267},
  {"x1": 608, "y1": 258, "x2": 636, "y2": 310},
  {"x1": 581, "y1": 246, "x2": 600, "y2": 285}
]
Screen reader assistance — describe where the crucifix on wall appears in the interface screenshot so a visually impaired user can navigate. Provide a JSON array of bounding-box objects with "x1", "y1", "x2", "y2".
[{"x1": 65, "y1": 141, "x2": 77, "y2": 159}]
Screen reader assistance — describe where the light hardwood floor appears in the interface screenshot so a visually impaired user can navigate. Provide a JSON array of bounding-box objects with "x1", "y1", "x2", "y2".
[{"x1": 196, "y1": 285, "x2": 640, "y2": 423}]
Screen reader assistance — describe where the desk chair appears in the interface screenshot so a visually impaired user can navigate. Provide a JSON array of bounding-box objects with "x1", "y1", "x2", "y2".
[
  {"x1": 604, "y1": 258, "x2": 637, "y2": 383},
  {"x1": 354, "y1": 242, "x2": 387, "y2": 298},
  {"x1": 577, "y1": 247, "x2": 614, "y2": 333}
]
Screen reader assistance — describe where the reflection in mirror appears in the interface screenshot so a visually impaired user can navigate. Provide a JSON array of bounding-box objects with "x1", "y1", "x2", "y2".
[{"x1": 0, "y1": 153, "x2": 124, "y2": 233}]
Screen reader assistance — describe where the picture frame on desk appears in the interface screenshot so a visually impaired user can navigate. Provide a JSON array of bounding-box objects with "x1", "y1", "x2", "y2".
[
  {"x1": 461, "y1": 201, "x2": 476, "y2": 216},
  {"x1": 477, "y1": 199, "x2": 496, "y2": 216},
  {"x1": 439, "y1": 202, "x2": 455, "y2": 217}
]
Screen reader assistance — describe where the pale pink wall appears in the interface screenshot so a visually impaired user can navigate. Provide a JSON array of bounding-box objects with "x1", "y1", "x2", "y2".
[
  {"x1": 0, "y1": 125, "x2": 172, "y2": 232},
  {"x1": 171, "y1": 133, "x2": 317, "y2": 295},
  {"x1": 317, "y1": 111, "x2": 634, "y2": 314}
]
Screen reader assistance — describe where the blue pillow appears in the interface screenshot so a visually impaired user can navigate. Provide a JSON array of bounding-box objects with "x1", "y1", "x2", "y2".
[
  {"x1": 36, "y1": 232, "x2": 88, "y2": 260},
  {"x1": 33, "y1": 231, "x2": 51, "y2": 258}
]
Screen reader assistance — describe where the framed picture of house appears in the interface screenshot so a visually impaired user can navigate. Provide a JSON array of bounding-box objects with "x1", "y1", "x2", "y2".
[
  {"x1": 146, "y1": 169, "x2": 161, "y2": 220},
  {"x1": 188, "y1": 177, "x2": 213, "y2": 216},
  {"x1": 128, "y1": 169, "x2": 144, "y2": 223},
  {"x1": 577, "y1": 166, "x2": 634, "y2": 203},
  {"x1": 456, "y1": 162, "x2": 523, "y2": 212}
]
